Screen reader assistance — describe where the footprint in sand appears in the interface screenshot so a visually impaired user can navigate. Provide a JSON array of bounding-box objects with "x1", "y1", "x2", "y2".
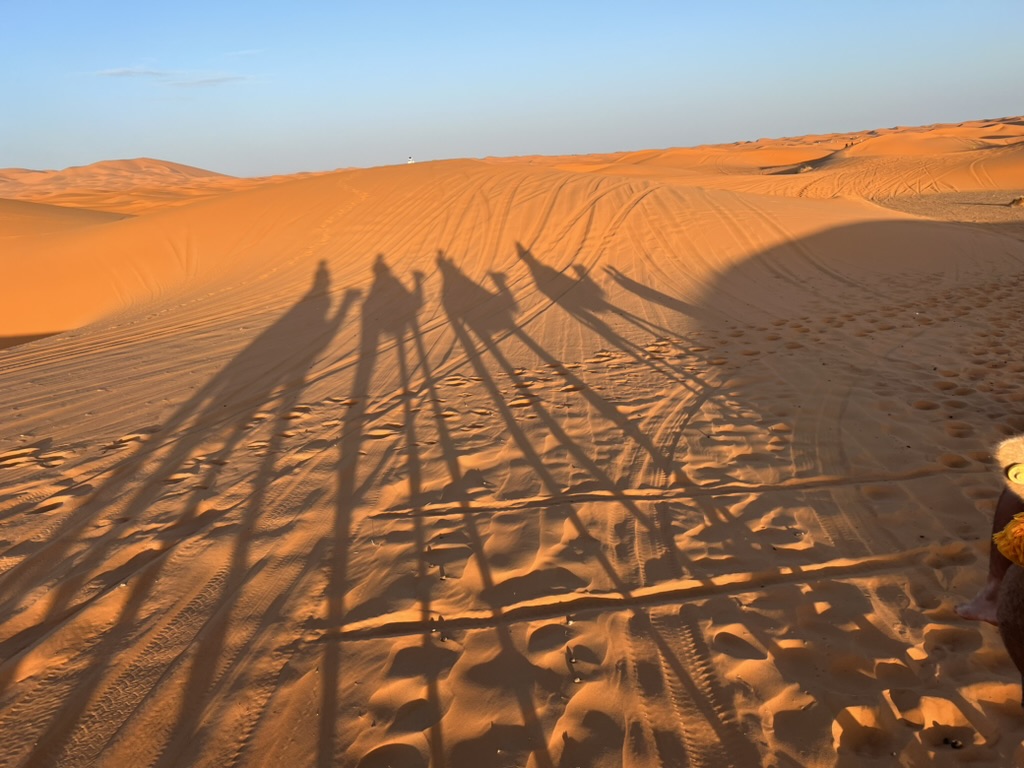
[
  {"x1": 103, "y1": 432, "x2": 147, "y2": 451},
  {"x1": 245, "y1": 413, "x2": 270, "y2": 430},
  {"x1": 884, "y1": 692, "x2": 987, "y2": 754},
  {"x1": 711, "y1": 629, "x2": 767, "y2": 660},
  {"x1": 365, "y1": 423, "x2": 403, "y2": 440},
  {"x1": 944, "y1": 420, "x2": 973, "y2": 438},
  {"x1": 526, "y1": 622, "x2": 576, "y2": 654},
  {"x1": 922, "y1": 624, "x2": 982, "y2": 658},
  {"x1": 0, "y1": 443, "x2": 68, "y2": 470},
  {"x1": 0, "y1": 447, "x2": 40, "y2": 469},
  {"x1": 27, "y1": 499, "x2": 67, "y2": 515},
  {"x1": 937, "y1": 453, "x2": 970, "y2": 469},
  {"x1": 25, "y1": 483, "x2": 94, "y2": 515},
  {"x1": 196, "y1": 454, "x2": 229, "y2": 467},
  {"x1": 325, "y1": 396, "x2": 354, "y2": 405},
  {"x1": 831, "y1": 705, "x2": 898, "y2": 760},
  {"x1": 285, "y1": 404, "x2": 313, "y2": 420},
  {"x1": 36, "y1": 450, "x2": 69, "y2": 467}
]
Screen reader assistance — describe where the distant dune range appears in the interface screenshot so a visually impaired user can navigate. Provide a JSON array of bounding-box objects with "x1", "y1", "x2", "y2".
[{"x1": 2, "y1": 116, "x2": 1024, "y2": 767}]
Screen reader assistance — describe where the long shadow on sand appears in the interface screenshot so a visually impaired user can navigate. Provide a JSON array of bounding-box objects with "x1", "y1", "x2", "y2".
[
  {"x1": 319, "y1": 255, "x2": 434, "y2": 767},
  {"x1": 4, "y1": 217, "x2": 1024, "y2": 766},
  {"x1": 516, "y1": 243, "x2": 700, "y2": 389},
  {"x1": 434, "y1": 251, "x2": 761, "y2": 766},
  {"x1": 0, "y1": 261, "x2": 357, "y2": 766}
]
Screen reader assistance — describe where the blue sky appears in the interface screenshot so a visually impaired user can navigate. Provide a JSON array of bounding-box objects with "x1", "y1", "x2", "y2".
[{"x1": 2, "y1": 1, "x2": 1022, "y2": 176}]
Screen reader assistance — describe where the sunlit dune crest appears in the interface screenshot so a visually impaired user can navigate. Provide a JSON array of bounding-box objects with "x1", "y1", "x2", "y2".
[{"x1": 2, "y1": 116, "x2": 1024, "y2": 767}]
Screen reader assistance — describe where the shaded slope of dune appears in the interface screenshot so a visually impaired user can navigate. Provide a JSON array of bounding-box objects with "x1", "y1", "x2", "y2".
[
  {"x1": 2, "y1": 121, "x2": 1024, "y2": 767},
  {"x1": 0, "y1": 198, "x2": 127, "y2": 238}
]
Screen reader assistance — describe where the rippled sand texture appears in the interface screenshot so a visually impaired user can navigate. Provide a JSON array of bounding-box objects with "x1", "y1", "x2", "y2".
[{"x1": 2, "y1": 116, "x2": 1024, "y2": 767}]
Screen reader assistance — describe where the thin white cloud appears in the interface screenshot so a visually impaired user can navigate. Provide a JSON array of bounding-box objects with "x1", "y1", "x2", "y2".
[
  {"x1": 96, "y1": 66, "x2": 251, "y2": 87},
  {"x1": 171, "y1": 75, "x2": 250, "y2": 87},
  {"x1": 97, "y1": 67, "x2": 169, "y2": 78}
]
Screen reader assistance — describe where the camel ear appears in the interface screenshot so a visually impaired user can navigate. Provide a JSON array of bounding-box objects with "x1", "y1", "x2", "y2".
[{"x1": 1009, "y1": 463, "x2": 1024, "y2": 486}]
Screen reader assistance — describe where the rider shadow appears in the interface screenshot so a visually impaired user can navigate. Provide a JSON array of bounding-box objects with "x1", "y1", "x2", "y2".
[
  {"x1": 3, "y1": 260, "x2": 357, "y2": 767},
  {"x1": 408, "y1": 251, "x2": 558, "y2": 767},
  {"x1": 515, "y1": 242, "x2": 704, "y2": 390},
  {"x1": 450, "y1": 249, "x2": 689, "y2": 489},
  {"x1": 152, "y1": 264, "x2": 362, "y2": 766},
  {"x1": 604, "y1": 264, "x2": 716, "y2": 323},
  {"x1": 436, "y1": 251, "x2": 683, "y2": 593},
  {"x1": 1, "y1": 260, "x2": 353, "y2": 646},
  {"x1": 436, "y1": 251, "x2": 752, "y2": 766},
  {"x1": 320, "y1": 254, "x2": 434, "y2": 768}
]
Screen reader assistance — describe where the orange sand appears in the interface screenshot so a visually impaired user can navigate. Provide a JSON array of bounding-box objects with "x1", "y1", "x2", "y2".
[{"x1": 2, "y1": 116, "x2": 1024, "y2": 767}]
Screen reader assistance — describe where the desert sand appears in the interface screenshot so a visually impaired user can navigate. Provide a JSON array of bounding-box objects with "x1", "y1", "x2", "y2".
[{"x1": 2, "y1": 116, "x2": 1024, "y2": 767}]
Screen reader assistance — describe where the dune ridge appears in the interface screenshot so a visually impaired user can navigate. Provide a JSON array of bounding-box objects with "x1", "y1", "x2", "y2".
[
  {"x1": 0, "y1": 158, "x2": 300, "y2": 216},
  {"x1": 2, "y1": 117, "x2": 1024, "y2": 766}
]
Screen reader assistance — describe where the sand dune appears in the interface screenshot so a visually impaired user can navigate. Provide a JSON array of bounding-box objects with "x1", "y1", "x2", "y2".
[
  {"x1": 0, "y1": 158, "x2": 288, "y2": 215},
  {"x1": 2, "y1": 117, "x2": 1024, "y2": 767},
  {"x1": 535, "y1": 116, "x2": 1024, "y2": 201},
  {"x1": 0, "y1": 199, "x2": 125, "y2": 239}
]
